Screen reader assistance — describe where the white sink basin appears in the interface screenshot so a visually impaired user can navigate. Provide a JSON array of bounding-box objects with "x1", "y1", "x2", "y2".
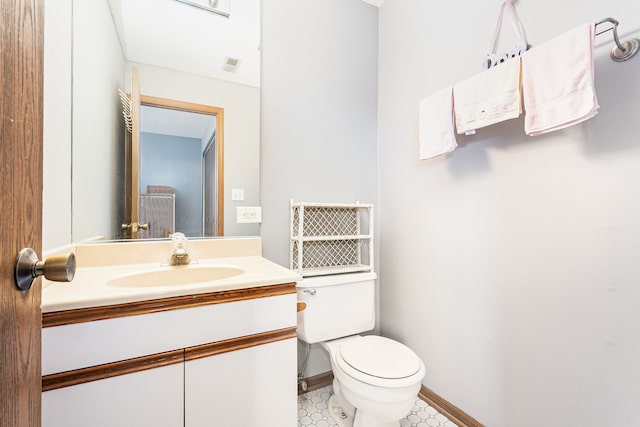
[{"x1": 107, "y1": 265, "x2": 244, "y2": 288}]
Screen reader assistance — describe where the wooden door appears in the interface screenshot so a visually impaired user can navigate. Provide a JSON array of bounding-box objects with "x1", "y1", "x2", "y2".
[
  {"x1": 136, "y1": 95, "x2": 225, "y2": 237},
  {"x1": 203, "y1": 133, "x2": 217, "y2": 236},
  {"x1": 0, "y1": 0, "x2": 44, "y2": 425}
]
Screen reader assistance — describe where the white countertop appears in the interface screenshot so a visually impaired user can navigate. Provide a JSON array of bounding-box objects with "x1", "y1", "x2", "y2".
[
  {"x1": 41, "y1": 238, "x2": 301, "y2": 312},
  {"x1": 42, "y1": 255, "x2": 301, "y2": 313}
]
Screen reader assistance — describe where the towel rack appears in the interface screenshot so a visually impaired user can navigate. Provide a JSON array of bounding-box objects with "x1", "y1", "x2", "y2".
[{"x1": 595, "y1": 17, "x2": 639, "y2": 62}]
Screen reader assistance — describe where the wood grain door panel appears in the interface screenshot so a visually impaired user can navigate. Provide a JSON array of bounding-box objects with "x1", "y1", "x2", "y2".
[{"x1": 1, "y1": 0, "x2": 44, "y2": 425}]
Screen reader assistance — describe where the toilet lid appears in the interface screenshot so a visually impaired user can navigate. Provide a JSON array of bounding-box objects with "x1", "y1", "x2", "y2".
[{"x1": 337, "y1": 336, "x2": 422, "y2": 379}]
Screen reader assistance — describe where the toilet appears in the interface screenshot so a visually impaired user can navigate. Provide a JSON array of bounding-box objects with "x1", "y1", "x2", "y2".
[{"x1": 297, "y1": 272, "x2": 426, "y2": 427}]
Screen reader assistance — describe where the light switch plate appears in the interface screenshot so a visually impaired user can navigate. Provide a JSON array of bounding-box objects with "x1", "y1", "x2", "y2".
[
  {"x1": 231, "y1": 189, "x2": 244, "y2": 201},
  {"x1": 237, "y1": 206, "x2": 262, "y2": 223}
]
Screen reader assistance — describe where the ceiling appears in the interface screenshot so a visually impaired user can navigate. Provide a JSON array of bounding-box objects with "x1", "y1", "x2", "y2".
[
  {"x1": 140, "y1": 105, "x2": 215, "y2": 140},
  {"x1": 108, "y1": 0, "x2": 260, "y2": 88}
]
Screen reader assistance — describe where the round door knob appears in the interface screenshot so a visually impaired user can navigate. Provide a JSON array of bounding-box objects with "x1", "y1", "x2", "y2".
[
  {"x1": 15, "y1": 248, "x2": 76, "y2": 291},
  {"x1": 121, "y1": 223, "x2": 148, "y2": 232}
]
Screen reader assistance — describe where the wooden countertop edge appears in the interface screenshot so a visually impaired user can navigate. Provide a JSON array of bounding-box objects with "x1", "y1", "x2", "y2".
[
  {"x1": 42, "y1": 282, "x2": 297, "y2": 327},
  {"x1": 42, "y1": 327, "x2": 298, "y2": 391}
]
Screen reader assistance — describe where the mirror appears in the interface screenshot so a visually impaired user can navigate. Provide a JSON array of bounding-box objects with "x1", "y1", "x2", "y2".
[{"x1": 71, "y1": 0, "x2": 260, "y2": 243}]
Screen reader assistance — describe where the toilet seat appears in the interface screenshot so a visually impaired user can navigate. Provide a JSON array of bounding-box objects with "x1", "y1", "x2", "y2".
[{"x1": 334, "y1": 336, "x2": 424, "y2": 388}]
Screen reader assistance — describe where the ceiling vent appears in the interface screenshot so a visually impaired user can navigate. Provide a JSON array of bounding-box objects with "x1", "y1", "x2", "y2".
[{"x1": 222, "y1": 57, "x2": 241, "y2": 73}]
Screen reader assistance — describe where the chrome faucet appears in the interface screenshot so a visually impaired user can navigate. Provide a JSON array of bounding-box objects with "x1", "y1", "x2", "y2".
[{"x1": 168, "y1": 232, "x2": 191, "y2": 266}]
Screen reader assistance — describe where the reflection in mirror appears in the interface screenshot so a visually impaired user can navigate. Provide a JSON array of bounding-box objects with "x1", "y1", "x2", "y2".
[
  {"x1": 136, "y1": 99, "x2": 223, "y2": 239},
  {"x1": 69, "y1": 0, "x2": 260, "y2": 244}
]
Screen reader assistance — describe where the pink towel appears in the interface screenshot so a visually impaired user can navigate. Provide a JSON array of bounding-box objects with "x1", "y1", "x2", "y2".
[
  {"x1": 522, "y1": 23, "x2": 599, "y2": 136},
  {"x1": 419, "y1": 86, "x2": 457, "y2": 160}
]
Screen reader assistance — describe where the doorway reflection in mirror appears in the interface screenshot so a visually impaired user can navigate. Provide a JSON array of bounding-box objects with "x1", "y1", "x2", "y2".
[{"x1": 138, "y1": 105, "x2": 218, "y2": 238}]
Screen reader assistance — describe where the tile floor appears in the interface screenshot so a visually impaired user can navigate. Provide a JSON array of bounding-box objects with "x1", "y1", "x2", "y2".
[{"x1": 297, "y1": 385, "x2": 458, "y2": 427}]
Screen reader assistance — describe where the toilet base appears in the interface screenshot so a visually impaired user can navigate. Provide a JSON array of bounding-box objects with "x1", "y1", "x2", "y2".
[
  {"x1": 328, "y1": 381, "x2": 400, "y2": 427},
  {"x1": 328, "y1": 394, "x2": 354, "y2": 427},
  {"x1": 353, "y1": 411, "x2": 399, "y2": 427}
]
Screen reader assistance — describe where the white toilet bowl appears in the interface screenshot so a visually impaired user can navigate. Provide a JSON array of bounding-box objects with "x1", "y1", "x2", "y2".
[
  {"x1": 322, "y1": 335, "x2": 426, "y2": 427},
  {"x1": 296, "y1": 273, "x2": 426, "y2": 426}
]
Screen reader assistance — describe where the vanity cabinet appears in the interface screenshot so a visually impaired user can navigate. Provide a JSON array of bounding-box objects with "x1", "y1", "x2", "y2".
[
  {"x1": 41, "y1": 284, "x2": 297, "y2": 427},
  {"x1": 42, "y1": 363, "x2": 184, "y2": 427},
  {"x1": 185, "y1": 338, "x2": 297, "y2": 427}
]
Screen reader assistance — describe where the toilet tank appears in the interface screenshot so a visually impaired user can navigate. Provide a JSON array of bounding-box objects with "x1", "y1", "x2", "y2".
[{"x1": 296, "y1": 272, "x2": 376, "y2": 344}]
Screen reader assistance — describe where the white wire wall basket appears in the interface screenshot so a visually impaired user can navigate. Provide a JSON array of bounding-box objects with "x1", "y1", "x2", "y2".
[{"x1": 290, "y1": 200, "x2": 374, "y2": 277}]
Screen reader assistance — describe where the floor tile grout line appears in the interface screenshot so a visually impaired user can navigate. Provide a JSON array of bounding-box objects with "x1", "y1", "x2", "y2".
[{"x1": 297, "y1": 385, "x2": 459, "y2": 427}]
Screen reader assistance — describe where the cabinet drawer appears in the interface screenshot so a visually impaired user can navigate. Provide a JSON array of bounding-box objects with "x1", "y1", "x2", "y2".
[
  {"x1": 43, "y1": 293, "x2": 296, "y2": 375},
  {"x1": 42, "y1": 363, "x2": 183, "y2": 427}
]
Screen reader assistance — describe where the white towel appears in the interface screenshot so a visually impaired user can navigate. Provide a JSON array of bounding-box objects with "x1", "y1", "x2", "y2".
[
  {"x1": 453, "y1": 57, "x2": 522, "y2": 135},
  {"x1": 522, "y1": 23, "x2": 598, "y2": 136},
  {"x1": 419, "y1": 86, "x2": 457, "y2": 160}
]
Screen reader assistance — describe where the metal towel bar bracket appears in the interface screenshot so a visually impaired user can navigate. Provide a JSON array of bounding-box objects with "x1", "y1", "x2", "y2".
[{"x1": 595, "y1": 17, "x2": 639, "y2": 62}]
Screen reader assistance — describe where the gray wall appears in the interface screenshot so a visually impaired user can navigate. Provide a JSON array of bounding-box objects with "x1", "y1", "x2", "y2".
[
  {"x1": 43, "y1": 0, "x2": 72, "y2": 250},
  {"x1": 42, "y1": 0, "x2": 72, "y2": 251},
  {"x1": 378, "y1": 0, "x2": 640, "y2": 426},
  {"x1": 261, "y1": 0, "x2": 379, "y2": 376},
  {"x1": 71, "y1": 0, "x2": 126, "y2": 243}
]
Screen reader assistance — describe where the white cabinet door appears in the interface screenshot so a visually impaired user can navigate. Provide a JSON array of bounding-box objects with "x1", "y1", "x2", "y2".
[
  {"x1": 42, "y1": 364, "x2": 183, "y2": 427},
  {"x1": 185, "y1": 338, "x2": 298, "y2": 427}
]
